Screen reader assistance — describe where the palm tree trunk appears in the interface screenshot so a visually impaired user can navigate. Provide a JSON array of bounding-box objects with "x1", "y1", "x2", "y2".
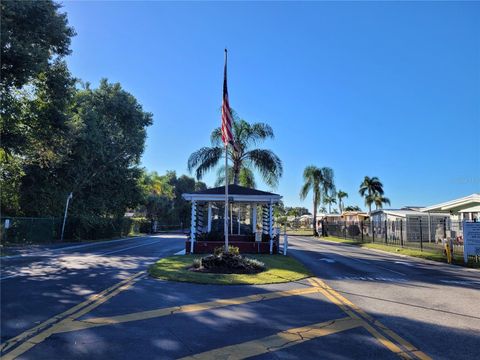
[
  {"x1": 313, "y1": 193, "x2": 318, "y2": 236},
  {"x1": 233, "y1": 161, "x2": 240, "y2": 185}
]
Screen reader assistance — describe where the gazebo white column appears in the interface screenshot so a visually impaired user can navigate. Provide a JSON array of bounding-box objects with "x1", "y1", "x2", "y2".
[
  {"x1": 252, "y1": 203, "x2": 257, "y2": 233},
  {"x1": 207, "y1": 202, "x2": 212, "y2": 233},
  {"x1": 190, "y1": 200, "x2": 196, "y2": 254},
  {"x1": 237, "y1": 205, "x2": 241, "y2": 235},
  {"x1": 269, "y1": 199, "x2": 274, "y2": 254},
  {"x1": 269, "y1": 200, "x2": 273, "y2": 239}
]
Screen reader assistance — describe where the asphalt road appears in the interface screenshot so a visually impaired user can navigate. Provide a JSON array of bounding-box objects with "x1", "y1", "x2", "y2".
[
  {"x1": 1, "y1": 235, "x2": 185, "y2": 342},
  {"x1": 1, "y1": 234, "x2": 479, "y2": 359},
  {"x1": 288, "y1": 236, "x2": 480, "y2": 360}
]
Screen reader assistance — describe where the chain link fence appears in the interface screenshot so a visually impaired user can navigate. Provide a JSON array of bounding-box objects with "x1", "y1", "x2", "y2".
[{"x1": 0, "y1": 217, "x2": 184, "y2": 245}]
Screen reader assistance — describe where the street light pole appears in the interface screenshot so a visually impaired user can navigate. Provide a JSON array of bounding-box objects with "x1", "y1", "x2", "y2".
[{"x1": 61, "y1": 192, "x2": 73, "y2": 242}]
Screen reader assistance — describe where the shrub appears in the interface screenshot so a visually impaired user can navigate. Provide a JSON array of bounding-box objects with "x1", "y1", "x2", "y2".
[
  {"x1": 192, "y1": 258, "x2": 202, "y2": 269},
  {"x1": 197, "y1": 246, "x2": 266, "y2": 274},
  {"x1": 347, "y1": 224, "x2": 361, "y2": 237},
  {"x1": 214, "y1": 245, "x2": 240, "y2": 256}
]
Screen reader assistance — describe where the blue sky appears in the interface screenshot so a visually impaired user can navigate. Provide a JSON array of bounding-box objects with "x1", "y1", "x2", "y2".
[{"x1": 63, "y1": 1, "x2": 479, "y2": 212}]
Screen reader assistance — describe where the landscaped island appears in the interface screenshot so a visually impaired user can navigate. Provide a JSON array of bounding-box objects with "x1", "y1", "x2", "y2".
[{"x1": 149, "y1": 247, "x2": 312, "y2": 285}]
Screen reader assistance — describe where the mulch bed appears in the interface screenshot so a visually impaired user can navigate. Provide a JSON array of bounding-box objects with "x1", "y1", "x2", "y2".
[{"x1": 189, "y1": 252, "x2": 266, "y2": 275}]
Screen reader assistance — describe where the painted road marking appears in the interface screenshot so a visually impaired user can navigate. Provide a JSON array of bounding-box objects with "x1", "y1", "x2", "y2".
[
  {"x1": 306, "y1": 278, "x2": 413, "y2": 359},
  {"x1": 309, "y1": 277, "x2": 432, "y2": 360},
  {"x1": 0, "y1": 284, "x2": 321, "y2": 359},
  {"x1": 178, "y1": 317, "x2": 361, "y2": 360},
  {"x1": 336, "y1": 276, "x2": 407, "y2": 283},
  {"x1": 55, "y1": 286, "x2": 322, "y2": 333},
  {"x1": 439, "y1": 279, "x2": 480, "y2": 286},
  {"x1": 2, "y1": 275, "x2": 431, "y2": 360},
  {"x1": 318, "y1": 258, "x2": 335, "y2": 263},
  {"x1": 95, "y1": 240, "x2": 162, "y2": 256},
  {"x1": 0, "y1": 271, "x2": 145, "y2": 360},
  {"x1": 374, "y1": 265, "x2": 406, "y2": 276},
  {"x1": 395, "y1": 261, "x2": 415, "y2": 267}
]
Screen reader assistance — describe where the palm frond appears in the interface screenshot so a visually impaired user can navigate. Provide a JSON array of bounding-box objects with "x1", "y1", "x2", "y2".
[
  {"x1": 300, "y1": 182, "x2": 312, "y2": 200},
  {"x1": 245, "y1": 149, "x2": 283, "y2": 188},
  {"x1": 320, "y1": 167, "x2": 335, "y2": 195},
  {"x1": 210, "y1": 127, "x2": 223, "y2": 147},
  {"x1": 187, "y1": 146, "x2": 223, "y2": 180}
]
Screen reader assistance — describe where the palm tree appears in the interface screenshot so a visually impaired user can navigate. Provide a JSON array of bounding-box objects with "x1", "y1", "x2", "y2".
[
  {"x1": 373, "y1": 194, "x2": 391, "y2": 210},
  {"x1": 323, "y1": 194, "x2": 337, "y2": 214},
  {"x1": 188, "y1": 117, "x2": 283, "y2": 188},
  {"x1": 300, "y1": 166, "x2": 335, "y2": 236},
  {"x1": 359, "y1": 176, "x2": 384, "y2": 214},
  {"x1": 337, "y1": 190, "x2": 348, "y2": 213}
]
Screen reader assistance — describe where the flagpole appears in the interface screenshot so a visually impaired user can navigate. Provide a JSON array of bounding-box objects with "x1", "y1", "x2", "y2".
[
  {"x1": 224, "y1": 143, "x2": 229, "y2": 252},
  {"x1": 223, "y1": 48, "x2": 230, "y2": 253}
]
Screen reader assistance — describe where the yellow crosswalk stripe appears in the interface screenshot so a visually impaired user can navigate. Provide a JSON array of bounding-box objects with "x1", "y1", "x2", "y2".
[
  {"x1": 1, "y1": 271, "x2": 145, "y2": 360},
  {"x1": 56, "y1": 286, "x2": 321, "y2": 333},
  {"x1": 178, "y1": 317, "x2": 361, "y2": 360},
  {"x1": 309, "y1": 277, "x2": 432, "y2": 360}
]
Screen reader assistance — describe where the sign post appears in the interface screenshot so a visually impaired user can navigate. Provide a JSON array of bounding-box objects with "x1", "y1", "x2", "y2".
[{"x1": 463, "y1": 221, "x2": 480, "y2": 264}]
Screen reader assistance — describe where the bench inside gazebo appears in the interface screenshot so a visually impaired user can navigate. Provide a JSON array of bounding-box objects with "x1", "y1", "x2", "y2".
[{"x1": 182, "y1": 184, "x2": 282, "y2": 254}]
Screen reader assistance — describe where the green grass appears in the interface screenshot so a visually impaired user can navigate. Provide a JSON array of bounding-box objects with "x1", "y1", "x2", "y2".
[
  {"x1": 321, "y1": 236, "x2": 480, "y2": 268},
  {"x1": 149, "y1": 254, "x2": 313, "y2": 285},
  {"x1": 286, "y1": 229, "x2": 314, "y2": 236}
]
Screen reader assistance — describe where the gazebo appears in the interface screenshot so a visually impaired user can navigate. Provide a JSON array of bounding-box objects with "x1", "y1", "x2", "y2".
[{"x1": 182, "y1": 184, "x2": 282, "y2": 254}]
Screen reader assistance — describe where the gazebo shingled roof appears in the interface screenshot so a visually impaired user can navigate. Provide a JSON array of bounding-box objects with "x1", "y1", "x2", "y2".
[{"x1": 189, "y1": 184, "x2": 279, "y2": 196}]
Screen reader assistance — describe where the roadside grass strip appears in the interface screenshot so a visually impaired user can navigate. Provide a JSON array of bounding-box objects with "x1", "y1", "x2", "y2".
[{"x1": 149, "y1": 254, "x2": 313, "y2": 285}]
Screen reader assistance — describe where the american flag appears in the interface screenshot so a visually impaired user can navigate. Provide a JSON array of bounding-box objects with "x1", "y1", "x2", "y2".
[{"x1": 221, "y1": 50, "x2": 234, "y2": 147}]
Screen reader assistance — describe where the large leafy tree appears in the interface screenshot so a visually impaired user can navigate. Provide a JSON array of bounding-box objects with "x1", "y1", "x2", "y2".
[
  {"x1": 0, "y1": 0, "x2": 74, "y2": 90},
  {"x1": 1, "y1": 61, "x2": 77, "y2": 215},
  {"x1": 188, "y1": 116, "x2": 283, "y2": 188},
  {"x1": 1, "y1": 0, "x2": 76, "y2": 215},
  {"x1": 359, "y1": 176, "x2": 385, "y2": 214},
  {"x1": 19, "y1": 80, "x2": 153, "y2": 221},
  {"x1": 285, "y1": 207, "x2": 311, "y2": 217},
  {"x1": 1, "y1": 0, "x2": 75, "y2": 155},
  {"x1": 170, "y1": 172, "x2": 206, "y2": 227},
  {"x1": 300, "y1": 166, "x2": 335, "y2": 236}
]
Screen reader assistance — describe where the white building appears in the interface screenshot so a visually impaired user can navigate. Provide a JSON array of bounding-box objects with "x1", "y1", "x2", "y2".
[
  {"x1": 370, "y1": 209, "x2": 449, "y2": 243},
  {"x1": 420, "y1": 193, "x2": 480, "y2": 240}
]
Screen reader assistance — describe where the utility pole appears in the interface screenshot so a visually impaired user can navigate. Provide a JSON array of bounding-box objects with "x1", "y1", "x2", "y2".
[{"x1": 61, "y1": 192, "x2": 73, "y2": 242}]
